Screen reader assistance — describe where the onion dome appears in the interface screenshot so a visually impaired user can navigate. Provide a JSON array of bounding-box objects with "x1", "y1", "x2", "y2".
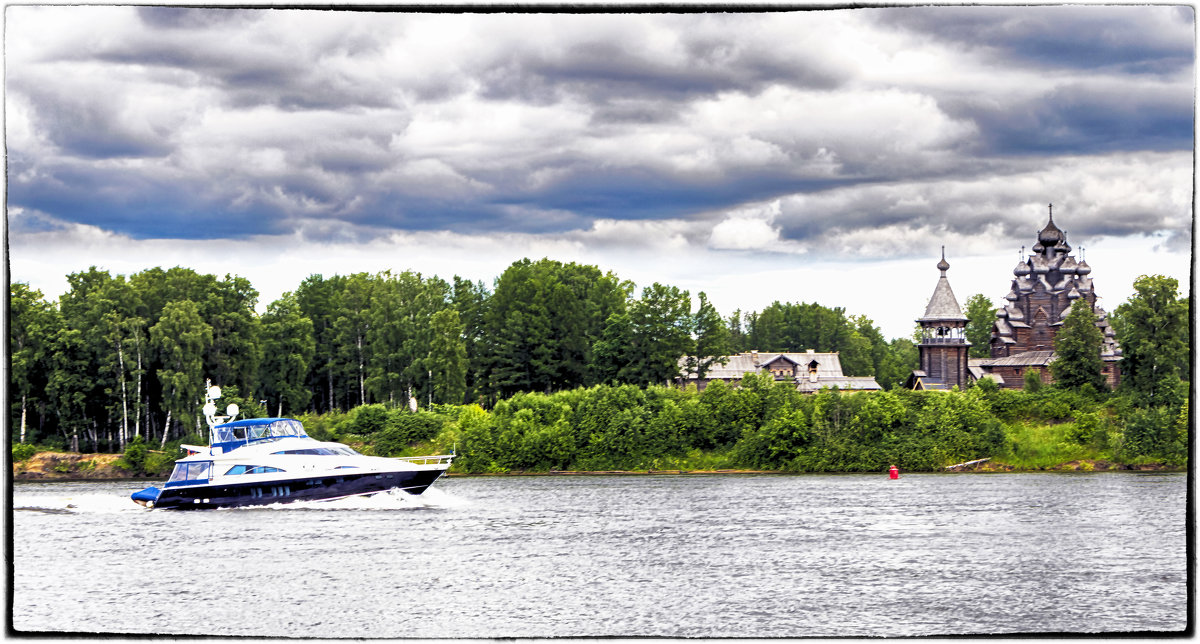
[
  {"x1": 1077, "y1": 259, "x2": 1091, "y2": 275},
  {"x1": 937, "y1": 247, "x2": 950, "y2": 274},
  {"x1": 1030, "y1": 254, "x2": 1050, "y2": 273},
  {"x1": 1031, "y1": 242, "x2": 1044, "y2": 254},
  {"x1": 1038, "y1": 211, "x2": 1064, "y2": 247},
  {"x1": 1059, "y1": 256, "x2": 1078, "y2": 273},
  {"x1": 1067, "y1": 285, "x2": 1082, "y2": 300},
  {"x1": 1013, "y1": 260, "x2": 1031, "y2": 277},
  {"x1": 1005, "y1": 288, "x2": 1019, "y2": 302}
]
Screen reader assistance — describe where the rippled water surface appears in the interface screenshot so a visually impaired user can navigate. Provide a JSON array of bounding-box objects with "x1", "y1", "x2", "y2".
[{"x1": 12, "y1": 472, "x2": 1187, "y2": 637}]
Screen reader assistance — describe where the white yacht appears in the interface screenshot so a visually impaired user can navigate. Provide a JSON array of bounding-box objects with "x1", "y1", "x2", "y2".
[{"x1": 131, "y1": 384, "x2": 453, "y2": 510}]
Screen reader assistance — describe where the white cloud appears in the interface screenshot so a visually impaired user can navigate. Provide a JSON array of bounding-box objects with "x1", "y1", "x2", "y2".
[{"x1": 707, "y1": 200, "x2": 787, "y2": 251}]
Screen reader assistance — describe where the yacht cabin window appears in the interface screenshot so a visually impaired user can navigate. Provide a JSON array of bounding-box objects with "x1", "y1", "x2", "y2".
[{"x1": 168, "y1": 461, "x2": 212, "y2": 483}]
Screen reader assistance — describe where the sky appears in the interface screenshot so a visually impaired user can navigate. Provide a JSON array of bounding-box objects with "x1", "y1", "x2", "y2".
[{"x1": 5, "y1": 5, "x2": 1194, "y2": 340}]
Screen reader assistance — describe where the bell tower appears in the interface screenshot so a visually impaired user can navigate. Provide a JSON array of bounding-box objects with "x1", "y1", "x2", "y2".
[{"x1": 911, "y1": 248, "x2": 971, "y2": 390}]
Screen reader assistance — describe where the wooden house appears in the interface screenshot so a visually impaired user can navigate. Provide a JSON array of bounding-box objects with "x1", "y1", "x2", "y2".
[{"x1": 678, "y1": 349, "x2": 882, "y2": 393}]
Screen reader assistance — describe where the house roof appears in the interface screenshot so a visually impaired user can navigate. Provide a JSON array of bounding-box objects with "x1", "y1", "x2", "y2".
[
  {"x1": 684, "y1": 351, "x2": 846, "y2": 380},
  {"x1": 798, "y1": 376, "x2": 882, "y2": 393},
  {"x1": 679, "y1": 350, "x2": 882, "y2": 392},
  {"x1": 967, "y1": 360, "x2": 1006, "y2": 385},
  {"x1": 976, "y1": 350, "x2": 1056, "y2": 367}
]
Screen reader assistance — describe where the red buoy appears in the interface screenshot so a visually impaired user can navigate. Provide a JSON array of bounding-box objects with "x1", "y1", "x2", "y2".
[{"x1": 888, "y1": 465, "x2": 899, "y2": 480}]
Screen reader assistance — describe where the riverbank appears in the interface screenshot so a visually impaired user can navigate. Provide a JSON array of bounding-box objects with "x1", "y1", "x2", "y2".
[
  {"x1": 11, "y1": 451, "x2": 1180, "y2": 481},
  {"x1": 12, "y1": 452, "x2": 134, "y2": 480}
]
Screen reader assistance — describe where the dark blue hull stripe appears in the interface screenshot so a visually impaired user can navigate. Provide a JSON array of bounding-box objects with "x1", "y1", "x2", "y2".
[{"x1": 151, "y1": 468, "x2": 447, "y2": 510}]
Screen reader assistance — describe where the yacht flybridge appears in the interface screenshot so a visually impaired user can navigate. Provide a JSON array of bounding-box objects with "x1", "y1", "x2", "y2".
[{"x1": 130, "y1": 383, "x2": 453, "y2": 510}]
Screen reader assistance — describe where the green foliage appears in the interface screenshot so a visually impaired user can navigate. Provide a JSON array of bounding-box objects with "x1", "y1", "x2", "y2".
[
  {"x1": 1051, "y1": 301, "x2": 1106, "y2": 392},
  {"x1": 151, "y1": 300, "x2": 213, "y2": 435},
  {"x1": 964, "y1": 294, "x2": 996, "y2": 358},
  {"x1": 259, "y1": 292, "x2": 315, "y2": 416},
  {"x1": 428, "y1": 308, "x2": 469, "y2": 405},
  {"x1": 296, "y1": 410, "x2": 351, "y2": 441},
  {"x1": 1120, "y1": 406, "x2": 1180, "y2": 462},
  {"x1": 481, "y1": 259, "x2": 627, "y2": 399},
  {"x1": 619, "y1": 283, "x2": 695, "y2": 386},
  {"x1": 1114, "y1": 274, "x2": 1189, "y2": 408},
  {"x1": 11, "y1": 442, "x2": 37, "y2": 462},
  {"x1": 743, "y1": 301, "x2": 884, "y2": 378},
  {"x1": 975, "y1": 377, "x2": 999, "y2": 393},
  {"x1": 372, "y1": 410, "x2": 446, "y2": 456},
  {"x1": 214, "y1": 385, "x2": 269, "y2": 421},
  {"x1": 10, "y1": 282, "x2": 60, "y2": 445},
  {"x1": 1023, "y1": 368, "x2": 1044, "y2": 392},
  {"x1": 352, "y1": 404, "x2": 389, "y2": 435},
  {"x1": 687, "y1": 292, "x2": 732, "y2": 379},
  {"x1": 876, "y1": 337, "x2": 919, "y2": 391},
  {"x1": 456, "y1": 404, "x2": 500, "y2": 472},
  {"x1": 1000, "y1": 421, "x2": 1100, "y2": 470},
  {"x1": 117, "y1": 436, "x2": 148, "y2": 474},
  {"x1": 143, "y1": 451, "x2": 177, "y2": 477}
]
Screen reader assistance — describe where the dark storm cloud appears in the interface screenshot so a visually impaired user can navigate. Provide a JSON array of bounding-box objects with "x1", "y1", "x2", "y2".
[
  {"x1": 479, "y1": 28, "x2": 846, "y2": 108},
  {"x1": 136, "y1": 6, "x2": 258, "y2": 30},
  {"x1": 942, "y1": 82, "x2": 1194, "y2": 156},
  {"x1": 587, "y1": 100, "x2": 684, "y2": 127},
  {"x1": 10, "y1": 161, "x2": 280, "y2": 239},
  {"x1": 101, "y1": 10, "x2": 397, "y2": 111},
  {"x1": 535, "y1": 170, "x2": 859, "y2": 222},
  {"x1": 874, "y1": 5, "x2": 1194, "y2": 75},
  {"x1": 6, "y1": 8, "x2": 1193, "y2": 252},
  {"x1": 13, "y1": 84, "x2": 176, "y2": 160}
]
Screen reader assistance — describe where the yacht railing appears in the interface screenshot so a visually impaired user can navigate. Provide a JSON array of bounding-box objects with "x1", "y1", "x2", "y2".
[{"x1": 395, "y1": 454, "x2": 455, "y2": 466}]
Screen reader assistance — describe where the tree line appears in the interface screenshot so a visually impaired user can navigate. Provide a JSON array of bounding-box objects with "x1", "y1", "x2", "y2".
[
  {"x1": 10, "y1": 258, "x2": 921, "y2": 454},
  {"x1": 300, "y1": 269, "x2": 1191, "y2": 471}
]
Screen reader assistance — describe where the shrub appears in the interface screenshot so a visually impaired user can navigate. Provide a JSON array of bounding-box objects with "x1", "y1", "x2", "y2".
[
  {"x1": 11, "y1": 442, "x2": 36, "y2": 463},
  {"x1": 372, "y1": 410, "x2": 445, "y2": 456},
  {"x1": 1024, "y1": 368, "x2": 1044, "y2": 392},
  {"x1": 117, "y1": 436, "x2": 148, "y2": 474},
  {"x1": 143, "y1": 451, "x2": 177, "y2": 477},
  {"x1": 352, "y1": 404, "x2": 389, "y2": 435}
]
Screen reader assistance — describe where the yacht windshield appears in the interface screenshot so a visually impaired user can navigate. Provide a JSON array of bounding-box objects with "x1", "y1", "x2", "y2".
[
  {"x1": 213, "y1": 419, "x2": 308, "y2": 444},
  {"x1": 168, "y1": 461, "x2": 212, "y2": 483}
]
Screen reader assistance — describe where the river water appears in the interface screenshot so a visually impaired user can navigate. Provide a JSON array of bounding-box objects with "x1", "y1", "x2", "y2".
[{"x1": 11, "y1": 472, "x2": 1188, "y2": 637}]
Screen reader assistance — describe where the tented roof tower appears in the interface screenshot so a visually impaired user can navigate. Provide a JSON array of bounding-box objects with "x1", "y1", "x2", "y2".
[{"x1": 909, "y1": 248, "x2": 971, "y2": 390}]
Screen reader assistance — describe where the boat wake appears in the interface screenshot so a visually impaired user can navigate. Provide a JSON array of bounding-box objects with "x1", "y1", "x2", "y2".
[
  {"x1": 13, "y1": 493, "x2": 146, "y2": 515},
  {"x1": 230, "y1": 486, "x2": 468, "y2": 511},
  {"x1": 14, "y1": 484, "x2": 466, "y2": 515}
]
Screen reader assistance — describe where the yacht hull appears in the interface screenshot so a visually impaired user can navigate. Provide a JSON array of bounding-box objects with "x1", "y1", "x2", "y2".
[{"x1": 149, "y1": 467, "x2": 448, "y2": 510}]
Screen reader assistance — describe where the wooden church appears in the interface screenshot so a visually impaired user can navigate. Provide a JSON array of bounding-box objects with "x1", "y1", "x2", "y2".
[{"x1": 910, "y1": 208, "x2": 1122, "y2": 390}]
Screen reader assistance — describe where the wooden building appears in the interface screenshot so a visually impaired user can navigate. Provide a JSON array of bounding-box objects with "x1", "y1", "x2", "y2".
[
  {"x1": 973, "y1": 208, "x2": 1122, "y2": 389},
  {"x1": 678, "y1": 350, "x2": 882, "y2": 393},
  {"x1": 907, "y1": 249, "x2": 971, "y2": 390}
]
